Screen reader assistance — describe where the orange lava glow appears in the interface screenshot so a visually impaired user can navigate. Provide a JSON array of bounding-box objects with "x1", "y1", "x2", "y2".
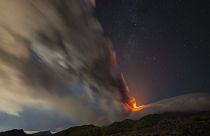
[
  {"x1": 120, "y1": 73, "x2": 144, "y2": 112},
  {"x1": 126, "y1": 97, "x2": 145, "y2": 112}
]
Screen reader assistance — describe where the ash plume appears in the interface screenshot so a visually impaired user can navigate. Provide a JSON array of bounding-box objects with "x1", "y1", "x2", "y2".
[{"x1": 0, "y1": 0, "x2": 130, "y2": 127}]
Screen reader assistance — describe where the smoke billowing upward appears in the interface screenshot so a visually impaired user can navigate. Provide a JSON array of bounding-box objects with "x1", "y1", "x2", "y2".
[
  {"x1": 1, "y1": 0, "x2": 210, "y2": 132},
  {"x1": 0, "y1": 0, "x2": 135, "y2": 128}
]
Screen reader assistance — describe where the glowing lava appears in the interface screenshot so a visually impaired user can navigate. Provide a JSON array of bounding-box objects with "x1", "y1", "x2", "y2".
[
  {"x1": 119, "y1": 73, "x2": 144, "y2": 112},
  {"x1": 126, "y1": 97, "x2": 144, "y2": 112}
]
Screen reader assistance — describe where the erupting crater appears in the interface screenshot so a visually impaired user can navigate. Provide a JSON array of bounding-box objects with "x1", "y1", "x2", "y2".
[
  {"x1": 126, "y1": 97, "x2": 145, "y2": 112},
  {"x1": 120, "y1": 73, "x2": 145, "y2": 112}
]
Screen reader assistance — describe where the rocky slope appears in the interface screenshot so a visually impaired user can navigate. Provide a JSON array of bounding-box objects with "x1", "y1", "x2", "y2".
[
  {"x1": 55, "y1": 111, "x2": 210, "y2": 136},
  {"x1": 1, "y1": 111, "x2": 210, "y2": 136}
]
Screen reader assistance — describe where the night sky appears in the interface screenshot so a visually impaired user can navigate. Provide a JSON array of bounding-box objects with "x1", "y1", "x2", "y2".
[
  {"x1": 0, "y1": 0, "x2": 210, "y2": 131},
  {"x1": 95, "y1": 0, "x2": 210, "y2": 104}
]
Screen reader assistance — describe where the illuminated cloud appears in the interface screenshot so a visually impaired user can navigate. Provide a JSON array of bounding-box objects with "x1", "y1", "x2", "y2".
[
  {"x1": 0, "y1": 0, "x2": 126, "y2": 130},
  {"x1": 0, "y1": 0, "x2": 209, "y2": 131},
  {"x1": 90, "y1": 0, "x2": 96, "y2": 7}
]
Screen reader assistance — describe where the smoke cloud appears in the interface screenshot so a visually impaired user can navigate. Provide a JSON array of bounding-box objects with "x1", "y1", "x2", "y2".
[
  {"x1": 0, "y1": 0, "x2": 129, "y2": 129},
  {"x1": 1, "y1": 0, "x2": 209, "y2": 131}
]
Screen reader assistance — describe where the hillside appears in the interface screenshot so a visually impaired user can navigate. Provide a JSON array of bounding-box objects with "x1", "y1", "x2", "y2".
[
  {"x1": 1, "y1": 111, "x2": 210, "y2": 136},
  {"x1": 54, "y1": 111, "x2": 210, "y2": 136}
]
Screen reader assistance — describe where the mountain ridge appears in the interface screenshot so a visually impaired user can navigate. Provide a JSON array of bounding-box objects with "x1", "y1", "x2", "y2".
[{"x1": 1, "y1": 111, "x2": 210, "y2": 136}]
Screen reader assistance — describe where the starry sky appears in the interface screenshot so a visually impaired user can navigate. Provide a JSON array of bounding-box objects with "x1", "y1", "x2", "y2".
[
  {"x1": 0, "y1": 0, "x2": 210, "y2": 132},
  {"x1": 95, "y1": 0, "x2": 210, "y2": 104}
]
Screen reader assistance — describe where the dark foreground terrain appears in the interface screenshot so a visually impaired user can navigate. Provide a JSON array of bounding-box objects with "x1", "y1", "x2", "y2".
[{"x1": 1, "y1": 111, "x2": 210, "y2": 136}]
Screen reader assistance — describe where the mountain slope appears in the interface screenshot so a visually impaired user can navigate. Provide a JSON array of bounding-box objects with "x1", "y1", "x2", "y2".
[
  {"x1": 0, "y1": 129, "x2": 28, "y2": 136},
  {"x1": 1, "y1": 111, "x2": 210, "y2": 136},
  {"x1": 53, "y1": 111, "x2": 210, "y2": 136}
]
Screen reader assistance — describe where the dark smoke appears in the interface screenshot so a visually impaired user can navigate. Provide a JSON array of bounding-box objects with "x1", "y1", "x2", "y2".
[{"x1": 0, "y1": 0, "x2": 130, "y2": 126}]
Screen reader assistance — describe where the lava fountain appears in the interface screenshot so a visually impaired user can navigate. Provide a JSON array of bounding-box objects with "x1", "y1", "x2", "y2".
[
  {"x1": 119, "y1": 73, "x2": 145, "y2": 112},
  {"x1": 126, "y1": 97, "x2": 145, "y2": 112}
]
